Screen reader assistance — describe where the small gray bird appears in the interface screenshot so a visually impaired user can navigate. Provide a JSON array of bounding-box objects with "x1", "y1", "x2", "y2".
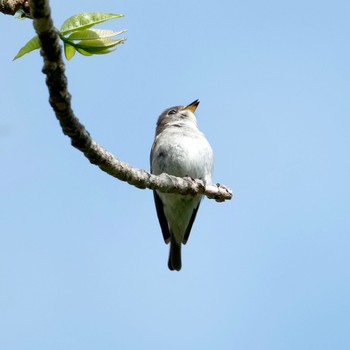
[{"x1": 150, "y1": 100, "x2": 214, "y2": 271}]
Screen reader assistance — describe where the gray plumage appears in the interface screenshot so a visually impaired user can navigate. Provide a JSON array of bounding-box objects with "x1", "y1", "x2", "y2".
[{"x1": 150, "y1": 100, "x2": 214, "y2": 271}]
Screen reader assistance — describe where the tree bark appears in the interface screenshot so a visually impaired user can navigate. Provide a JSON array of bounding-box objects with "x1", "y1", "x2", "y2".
[{"x1": 0, "y1": 0, "x2": 30, "y2": 16}]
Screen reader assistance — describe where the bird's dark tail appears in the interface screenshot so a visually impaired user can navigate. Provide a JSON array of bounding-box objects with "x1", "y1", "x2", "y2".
[{"x1": 168, "y1": 237, "x2": 182, "y2": 271}]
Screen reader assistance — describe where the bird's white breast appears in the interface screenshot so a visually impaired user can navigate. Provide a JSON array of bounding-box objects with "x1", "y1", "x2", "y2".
[{"x1": 151, "y1": 125, "x2": 214, "y2": 184}]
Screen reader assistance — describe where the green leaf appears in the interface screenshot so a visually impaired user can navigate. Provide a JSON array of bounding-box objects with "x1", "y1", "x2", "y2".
[
  {"x1": 64, "y1": 43, "x2": 76, "y2": 61},
  {"x1": 14, "y1": 12, "x2": 126, "y2": 61},
  {"x1": 67, "y1": 29, "x2": 127, "y2": 41},
  {"x1": 75, "y1": 47, "x2": 93, "y2": 56},
  {"x1": 88, "y1": 49, "x2": 114, "y2": 55},
  {"x1": 74, "y1": 38, "x2": 125, "y2": 49},
  {"x1": 13, "y1": 35, "x2": 40, "y2": 60},
  {"x1": 77, "y1": 47, "x2": 115, "y2": 56},
  {"x1": 60, "y1": 12, "x2": 124, "y2": 35}
]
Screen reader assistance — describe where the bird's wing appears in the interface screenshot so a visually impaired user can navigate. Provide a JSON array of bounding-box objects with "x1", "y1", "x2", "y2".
[
  {"x1": 182, "y1": 201, "x2": 201, "y2": 245},
  {"x1": 153, "y1": 191, "x2": 171, "y2": 243}
]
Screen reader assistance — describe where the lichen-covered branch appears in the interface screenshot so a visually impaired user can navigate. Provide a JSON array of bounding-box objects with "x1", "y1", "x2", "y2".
[
  {"x1": 27, "y1": 0, "x2": 233, "y2": 202},
  {"x1": 0, "y1": 0, "x2": 30, "y2": 16}
]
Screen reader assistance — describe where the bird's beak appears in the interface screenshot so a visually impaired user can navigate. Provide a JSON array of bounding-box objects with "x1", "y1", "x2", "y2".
[{"x1": 184, "y1": 99, "x2": 200, "y2": 113}]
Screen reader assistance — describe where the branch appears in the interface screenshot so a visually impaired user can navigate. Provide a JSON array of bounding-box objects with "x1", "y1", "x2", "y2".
[
  {"x1": 0, "y1": 0, "x2": 30, "y2": 16},
  {"x1": 28, "y1": 0, "x2": 233, "y2": 202}
]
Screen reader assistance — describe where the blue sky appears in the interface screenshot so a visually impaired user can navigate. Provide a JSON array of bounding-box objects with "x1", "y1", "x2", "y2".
[{"x1": 1, "y1": 1, "x2": 349, "y2": 349}]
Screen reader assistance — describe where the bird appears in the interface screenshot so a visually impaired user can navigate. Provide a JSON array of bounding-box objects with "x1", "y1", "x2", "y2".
[{"x1": 150, "y1": 100, "x2": 214, "y2": 271}]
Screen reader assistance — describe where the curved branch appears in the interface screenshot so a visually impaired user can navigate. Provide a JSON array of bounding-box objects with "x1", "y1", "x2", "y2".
[{"x1": 28, "y1": 0, "x2": 233, "y2": 202}]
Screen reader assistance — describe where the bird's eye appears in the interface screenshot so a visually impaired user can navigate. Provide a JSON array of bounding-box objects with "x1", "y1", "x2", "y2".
[{"x1": 168, "y1": 109, "x2": 177, "y2": 116}]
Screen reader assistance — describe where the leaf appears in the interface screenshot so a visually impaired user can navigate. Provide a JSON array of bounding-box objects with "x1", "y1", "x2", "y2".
[
  {"x1": 77, "y1": 47, "x2": 115, "y2": 56},
  {"x1": 74, "y1": 38, "x2": 126, "y2": 49},
  {"x1": 14, "y1": 12, "x2": 126, "y2": 61},
  {"x1": 88, "y1": 49, "x2": 114, "y2": 55},
  {"x1": 13, "y1": 35, "x2": 40, "y2": 60},
  {"x1": 64, "y1": 43, "x2": 76, "y2": 61},
  {"x1": 75, "y1": 47, "x2": 93, "y2": 56},
  {"x1": 60, "y1": 12, "x2": 124, "y2": 35},
  {"x1": 67, "y1": 29, "x2": 127, "y2": 41}
]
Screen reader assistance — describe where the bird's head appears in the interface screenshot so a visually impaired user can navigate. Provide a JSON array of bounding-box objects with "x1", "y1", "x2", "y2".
[{"x1": 155, "y1": 100, "x2": 200, "y2": 135}]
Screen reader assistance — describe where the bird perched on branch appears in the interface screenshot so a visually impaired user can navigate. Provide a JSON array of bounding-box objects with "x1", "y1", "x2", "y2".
[{"x1": 150, "y1": 100, "x2": 214, "y2": 271}]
